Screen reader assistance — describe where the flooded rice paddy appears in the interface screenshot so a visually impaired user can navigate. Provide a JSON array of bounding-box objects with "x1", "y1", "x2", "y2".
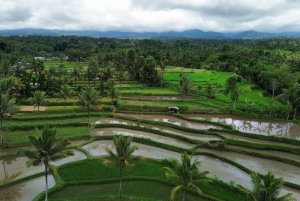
[
  {"x1": 0, "y1": 149, "x2": 86, "y2": 184},
  {"x1": 185, "y1": 114, "x2": 300, "y2": 139},
  {"x1": 0, "y1": 175, "x2": 55, "y2": 201},
  {"x1": 94, "y1": 117, "x2": 222, "y2": 141},
  {"x1": 113, "y1": 114, "x2": 223, "y2": 130},
  {"x1": 82, "y1": 140, "x2": 252, "y2": 188},
  {"x1": 200, "y1": 148, "x2": 300, "y2": 185},
  {"x1": 2, "y1": 113, "x2": 300, "y2": 200}
]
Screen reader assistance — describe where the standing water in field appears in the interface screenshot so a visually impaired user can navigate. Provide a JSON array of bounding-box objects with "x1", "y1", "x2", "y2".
[
  {"x1": 113, "y1": 114, "x2": 223, "y2": 130},
  {"x1": 0, "y1": 175, "x2": 55, "y2": 201},
  {"x1": 185, "y1": 114, "x2": 300, "y2": 139},
  {"x1": 0, "y1": 149, "x2": 86, "y2": 184}
]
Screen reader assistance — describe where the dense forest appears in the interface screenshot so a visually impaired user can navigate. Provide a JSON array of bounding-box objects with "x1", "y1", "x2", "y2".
[{"x1": 0, "y1": 35, "x2": 300, "y2": 102}]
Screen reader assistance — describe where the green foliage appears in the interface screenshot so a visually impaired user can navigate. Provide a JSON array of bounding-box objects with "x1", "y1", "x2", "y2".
[
  {"x1": 237, "y1": 171, "x2": 296, "y2": 201},
  {"x1": 164, "y1": 151, "x2": 211, "y2": 201}
]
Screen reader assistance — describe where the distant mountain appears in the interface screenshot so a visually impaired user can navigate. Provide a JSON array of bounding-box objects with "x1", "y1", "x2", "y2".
[{"x1": 0, "y1": 28, "x2": 299, "y2": 39}]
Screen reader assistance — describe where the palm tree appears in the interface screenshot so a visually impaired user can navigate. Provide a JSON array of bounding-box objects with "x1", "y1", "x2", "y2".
[
  {"x1": 108, "y1": 85, "x2": 118, "y2": 106},
  {"x1": 237, "y1": 171, "x2": 295, "y2": 201},
  {"x1": 0, "y1": 59, "x2": 12, "y2": 78},
  {"x1": 77, "y1": 86, "x2": 100, "y2": 133},
  {"x1": 103, "y1": 135, "x2": 139, "y2": 199},
  {"x1": 29, "y1": 58, "x2": 45, "y2": 85},
  {"x1": 0, "y1": 93, "x2": 17, "y2": 145},
  {"x1": 179, "y1": 74, "x2": 193, "y2": 99},
  {"x1": 17, "y1": 126, "x2": 74, "y2": 201},
  {"x1": 32, "y1": 90, "x2": 47, "y2": 111},
  {"x1": 276, "y1": 84, "x2": 300, "y2": 120},
  {"x1": 56, "y1": 84, "x2": 74, "y2": 111},
  {"x1": 164, "y1": 151, "x2": 211, "y2": 201}
]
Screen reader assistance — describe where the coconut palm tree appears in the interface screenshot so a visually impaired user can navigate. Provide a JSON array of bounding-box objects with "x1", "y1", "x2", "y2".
[
  {"x1": 0, "y1": 93, "x2": 17, "y2": 145},
  {"x1": 276, "y1": 84, "x2": 300, "y2": 120},
  {"x1": 0, "y1": 59, "x2": 12, "y2": 78},
  {"x1": 77, "y1": 86, "x2": 100, "y2": 134},
  {"x1": 29, "y1": 58, "x2": 45, "y2": 86},
  {"x1": 103, "y1": 135, "x2": 139, "y2": 199},
  {"x1": 164, "y1": 151, "x2": 211, "y2": 201},
  {"x1": 17, "y1": 126, "x2": 74, "y2": 201},
  {"x1": 56, "y1": 84, "x2": 74, "y2": 111},
  {"x1": 237, "y1": 171, "x2": 295, "y2": 201},
  {"x1": 32, "y1": 90, "x2": 47, "y2": 111}
]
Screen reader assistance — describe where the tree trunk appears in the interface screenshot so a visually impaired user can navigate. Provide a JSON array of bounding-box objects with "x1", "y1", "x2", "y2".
[
  {"x1": 233, "y1": 98, "x2": 236, "y2": 109},
  {"x1": 119, "y1": 169, "x2": 123, "y2": 199},
  {"x1": 87, "y1": 105, "x2": 90, "y2": 135},
  {"x1": 182, "y1": 187, "x2": 186, "y2": 201},
  {"x1": 45, "y1": 164, "x2": 48, "y2": 201},
  {"x1": 293, "y1": 107, "x2": 297, "y2": 120},
  {"x1": 269, "y1": 99, "x2": 273, "y2": 116},
  {"x1": 0, "y1": 115, "x2": 3, "y2": 145}
]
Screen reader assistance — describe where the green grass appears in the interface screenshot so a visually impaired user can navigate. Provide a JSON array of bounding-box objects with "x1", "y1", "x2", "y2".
[
  {"x1": 4, "y1": 126, "x2": 90, "y2": 146},
  {"x1": 55, "y1": 159, "x2": 249, "y2": 201},
  {"x1": 119, "y1": 88, "x2": 180, "y2": 95},
  {"x1": 49, "y1": 181, "x2": 204, "y2": 201}
]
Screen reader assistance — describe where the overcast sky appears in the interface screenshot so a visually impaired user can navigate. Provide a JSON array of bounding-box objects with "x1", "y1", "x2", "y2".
[{"x1": 0, "y1": 0, "x2": 300, "y2": 33}]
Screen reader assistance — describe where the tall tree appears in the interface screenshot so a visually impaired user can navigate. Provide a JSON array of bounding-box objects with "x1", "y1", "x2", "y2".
[
  {"x1": 159, "y1": 57, "x2": 167, "y2": 87},
  {"x1": 269, "y1": 79, "x2": 279, "y2": 116},
  {"x1": 179, "y1": 74, "x2": 193, "y2": 98},
  {"x1": 206, "y1": 84, "x2": 214, "y2": 98},
  {"x1": 0, "y1": 59, "x2": 12, "y2": 78},
  {"x1": 32, "y1": 90, "x2": 47, "y2": 111},
  {"x1": 141, "y1": 56, "x2": 158, "y2": 86},
  {"x1": 87, "y1": 58, "x2": 99, "y2": 86},
  {"x1": 164, "y1": 151, "x2": 211, "y2": 201},
  {"x1": 0, "y1": 93, "x2": 17, "y2": 145},
  {"x1": 29, "y1": 58, "x2": 45, "y2": 86},
  {"x1": 225, "y1": 73, "x2": 241, "y2": 108},
  {"x1": 17, "y1": 126, "x2": 74, "y2": 201},
  {"x1": 237, "y1": 171, "x2": 295, "y2": 201},
  {"x1": 117, "y1": 69, "x2": 126, "y2": 87},
  {"x1": 56, "y1": 84, "x2": 74, "y2": 112},
  {"x1": 77, "y1": 86, "x2": 100, "y2": 133},
  {"x1": 108, "y1": 85, "x2": 119, "y2": 106},
  {"x1": 103, "y1": 135, "x2": 139, "y2": 199},
  {"x1": 276, "y1": 84, "x2": 300, "y2": 120}
]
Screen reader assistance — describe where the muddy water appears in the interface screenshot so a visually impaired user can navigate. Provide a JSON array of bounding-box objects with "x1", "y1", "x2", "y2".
[
  {"x1": 82, "y1": 140, "x2": 252, "y2": 188},
  {"x1": 0, "y1": 175, "x2": 55, "y2": 201},
  {"x1": 185, "y1": 114, "x2": 300, "y2": 139},
  {"x1": 0, "y1": 149, "x2": 86, "y2": 184},
  {"x1": 106, "y1": 114, "x2": 223, "y2": 130},
  {"x1": 90, "y1": 128, "x2": 194, "y2": 148},
  {"x1": 228, "y1": 145, "x2": 300, "y2": 162},
  {"x1": 94, "y1": 117, "x2": 222, "y2": 141},
  {"x1": 200, "y1": 148, "x2": 300, "y2": 185},
  {"x1": 217, "y1": 132, "x2": 300, "y2": 149}
]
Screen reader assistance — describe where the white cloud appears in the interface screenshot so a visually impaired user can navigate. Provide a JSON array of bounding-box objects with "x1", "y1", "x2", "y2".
[{"x1": 0, "y1": 0, "x2": 299, "y2": 32}]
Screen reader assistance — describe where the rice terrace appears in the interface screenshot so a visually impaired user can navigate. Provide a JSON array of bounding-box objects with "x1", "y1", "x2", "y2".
[{"x1": 1, "y1": 35, "x2": 300, "y2": 201}]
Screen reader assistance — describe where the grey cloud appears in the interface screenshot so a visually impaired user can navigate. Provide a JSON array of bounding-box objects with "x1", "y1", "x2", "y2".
[{"x1": 0, "y1": 6, "x2": 32, "y2": 23}]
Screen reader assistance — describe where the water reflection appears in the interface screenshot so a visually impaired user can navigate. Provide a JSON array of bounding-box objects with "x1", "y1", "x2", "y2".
[
  {"x1": 185, "y1": 114, "x2": 300, "y2": 139},
  {"x1": 0, "y1": 156, "x2": 22, "y2": 184},
  {"x1": 0, "y1": 183, "x2": 24, "y2": 201},
  {"x1": 110, "y1": 114, "x2": 223, "y2": 130},
  {"x1": 90, "y1": 128, "x2": 194, "y2": 148},
  {"x1": 0, "y1": 175, "x2": 55, "y2": 201},
  {"x1": 82, "y1": 140, "x2": 251, "y2": 188},
  {"x1": 0, "y1": 150, "x2": 86, "y2": 184}
]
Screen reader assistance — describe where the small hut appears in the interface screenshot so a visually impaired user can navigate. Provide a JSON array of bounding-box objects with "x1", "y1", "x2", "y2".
[{"x1": 168, "y1": 106, "x2": 179, "y2": 113}]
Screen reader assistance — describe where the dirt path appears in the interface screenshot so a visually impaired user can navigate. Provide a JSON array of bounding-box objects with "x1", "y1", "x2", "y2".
[{"x1": 18, "y1": 106, "x2": 49, "y2": 111}]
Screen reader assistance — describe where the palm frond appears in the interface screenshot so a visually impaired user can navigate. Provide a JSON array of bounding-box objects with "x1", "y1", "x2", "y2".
[{"x1": 170, "y1": 185, "x2": 183, "y2": 201}]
